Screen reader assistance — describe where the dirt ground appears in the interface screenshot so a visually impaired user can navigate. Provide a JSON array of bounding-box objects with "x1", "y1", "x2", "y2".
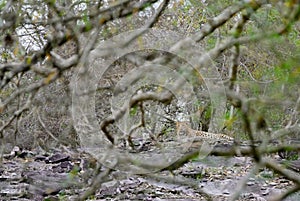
[{"x1": 0, "y1": 146, "x2": 299, "y2": 201}]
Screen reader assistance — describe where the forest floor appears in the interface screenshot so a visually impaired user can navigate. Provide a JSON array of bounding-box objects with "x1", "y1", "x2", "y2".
[{"x1": 0, "y1": 146, "x2": 299, "y2": 201}]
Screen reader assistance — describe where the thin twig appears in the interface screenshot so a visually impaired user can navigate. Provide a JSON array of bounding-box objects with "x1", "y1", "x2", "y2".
[{"x1": 263, "y1": 157, "x2": 300, "y2": 186}]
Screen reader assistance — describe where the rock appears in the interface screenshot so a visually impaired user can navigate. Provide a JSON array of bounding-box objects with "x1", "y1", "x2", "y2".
[
  {"x1": 247, "y1": 181, "x2": 255, "y2": 186},
  {"x1": 52, "y1": 161, "x2": 74, "y2": 173},
  {"x1": 261, "y1": 189, "x2": 269, "y2": 196},
  {"x1": 249, "y1": 178, "x2": 255, "y2": 182},
  {"x1": 45, "y1": 153, "x2": 70, "y2": 164},
  {"x1": 0, "y1": 147, "x2": 298, "y2": 200},
  {"x1": 34, "y1": 155, "x2": 47, "y2": 161},
  {"x1": 11, "y1": 146, "x2": 21, "y2": 156},
  {"x1": 223, "y1": 190, "x2": 230, "y2": 195},
  {"x1": 268, "y1": 182, "x2": 278, "y2": 186}
]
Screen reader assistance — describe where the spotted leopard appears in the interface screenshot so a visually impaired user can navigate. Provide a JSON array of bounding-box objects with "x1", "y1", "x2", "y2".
[{"x1": 176, "y1": 121, "x2": 234, "y2": 142}]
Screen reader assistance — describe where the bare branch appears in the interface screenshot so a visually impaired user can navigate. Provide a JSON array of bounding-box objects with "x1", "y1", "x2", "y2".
[{"x1": 263, "y1": 157, "x2": 300, "y2": 185}]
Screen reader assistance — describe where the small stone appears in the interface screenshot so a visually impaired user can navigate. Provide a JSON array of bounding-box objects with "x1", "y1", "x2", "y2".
[
  {"x1": 247, "y1": 181, "x2": 255, "y2": 186},
  {"x1": 249, "y1": 177, "x2": 255, "y2": 182},
  {"x1": 34, "y1": 155, "x2": 47, "y2": 161},
  {"x1": 269, "y1": 182, "x2": 277, "y2": 186},
  {"x1": 223, "y1": 190, "x2": 230, "y2": 195},
  {"x1": 102, "y1": 180, "x2": 118, "y2": 188},
  {"x1": 10, "y1": 146, "x2": 21, "y2": 157},
  {"x1": 45, "y1": 153, "x2": 70, "y2": 164},
  {"x1": 278, "y1": 179, "x2": 289, "y2": 183},
  {"x1": 260, "y1": 186, "x2": 267, "y2": 190},
  {"x1": 202, "y1": 178, "x2": 208, "y2": 182},
  {"x1": 261, "y1": 189, "x2": 269, "y2": 196}
]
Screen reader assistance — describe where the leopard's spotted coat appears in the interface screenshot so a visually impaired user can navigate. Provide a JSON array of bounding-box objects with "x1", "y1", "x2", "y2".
[{"x1": 176, "y1": 121, "x2": 234, "y2": 142}]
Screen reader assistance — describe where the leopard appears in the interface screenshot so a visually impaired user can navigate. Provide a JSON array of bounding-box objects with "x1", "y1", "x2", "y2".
[{"x1": 176, "y1": 121, "x2": 234, "y2": 142}]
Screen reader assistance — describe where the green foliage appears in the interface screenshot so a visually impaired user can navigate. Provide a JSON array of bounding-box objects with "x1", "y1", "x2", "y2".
[
  {"x1": 250, "y1": 6, "x2": 282, "y2": 31},
  {"x1": 258, "y1": 170, "x2": 274, "y2": 179},
  {"x1": 68, "y1": 165, "x2": 80, "y2": 180},
  {"x1": 206, "y1": 36, "x2": 217, "y2": 50},
  {"x1": 203, "y1": 0, "x2": 239, "y2": 14},
  {"x1": 46, "y1": 0, "x2": 56, "y2": 6},
  {"x1": 0, "y1": 88, "x2": 13, "y2": 97},
  {"x1": 188, "y1": 0, "x2": 202, "y2": 7},
  {"x1": 160, "y1": 126, "x2": 172, "y2": 137},
  {"x1": 288, "y1": 154, "x2": 298, "y2": 160},
  {"x1": 0, "y1": 0, "x2": 6, "y2": 9},
  {"x1": 58, "y1": 191, "x2": 68, "y2": 201},
  {"x1": 223, "y1": 110, "x2": 238, "y2": 130},
  {"x1": 276, "y1": 57, "x2": 300, "y2": 84},
  {"x1": 83, "y1": 14, "x2": 92, "y2": 31},
  {"x1": 1, "y1": 51, "x2": 12, "y2": 61},
  {"x1": 130, "y1": 105, "x2": 138, "y2": 116},
  {"x1": 203, "y1": 105, "x2": 212, "y2": 120}
]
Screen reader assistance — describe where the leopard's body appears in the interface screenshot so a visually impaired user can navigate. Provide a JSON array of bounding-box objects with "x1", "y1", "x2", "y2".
[{"x1": 176, "y1": 121, "x2": 234, "y2": 142}]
